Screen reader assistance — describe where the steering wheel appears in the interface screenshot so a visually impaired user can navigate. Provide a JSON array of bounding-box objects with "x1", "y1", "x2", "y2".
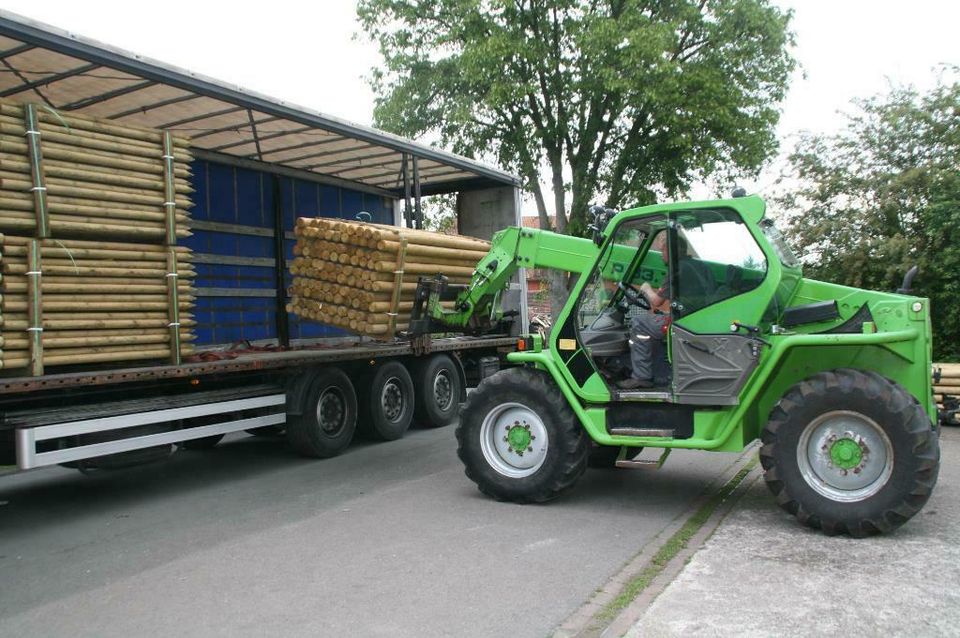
[{"x1": 617, "y1": 281, "x2": 650, "y2": 310}]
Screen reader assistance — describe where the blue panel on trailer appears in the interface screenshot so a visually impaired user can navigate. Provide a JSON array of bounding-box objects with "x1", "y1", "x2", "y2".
[
  {"x1": 236, "y1": 167, "x2": 266, "y2": 227},
  {"x1": 379, "y1": 196, "x2": 395, "y2": 224},
  {"x1": 341, "y1": 189, "x2": 363, "y2": 219},
  {"x1": 295, "y1": 180, "x2": 320, "y2": 219},
  {"x1": 208, "y1": 163, "x2": 237, "y2": 222},
  {"x1": 320, "y1": 185, "x2": 340, "y2": 218},
  {"x1": 191, "y1": 160, "x2": 209, "y2": 220},
  {"x1": 261, "y1": 174, "x2": 276, "y2": 233},
  {"x1": 236, "y1": 265, "x2": 273, "y2": 288},
  {"x1": 281, "y1": 177, "x2": 296, "y2": 230},
  {"x1": 209, "y1": 232, "x2": 239, "y2": 259},
  {"x1": 237, "y1": 235, "x2": 272, "y2": 259},
  {"x1": 188, "y1": 159, "x2": 400, "y2": 346}
]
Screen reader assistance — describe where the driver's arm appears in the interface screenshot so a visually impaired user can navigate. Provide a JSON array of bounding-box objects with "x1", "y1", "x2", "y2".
[{"x1": 640, "y1": 282, "x2": 669, "y2": 312}]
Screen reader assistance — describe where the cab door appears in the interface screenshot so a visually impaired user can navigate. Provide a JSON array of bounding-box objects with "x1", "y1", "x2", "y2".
[{"x1": 666, "y1": 209, "x2": 769, "y2": 405}]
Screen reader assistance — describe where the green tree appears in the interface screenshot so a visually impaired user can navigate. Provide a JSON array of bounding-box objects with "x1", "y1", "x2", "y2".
[
  {"x1": 358, "y1": 0, "x2": 795, "y2": 311},
  {"x1": 778, "y1": 69, "x2": 960, "y2": 359}
]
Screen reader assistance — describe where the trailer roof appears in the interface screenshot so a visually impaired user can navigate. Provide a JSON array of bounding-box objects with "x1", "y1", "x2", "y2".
[{"x1": 0, "y1": 11, "x2": 520, "y2": 197}]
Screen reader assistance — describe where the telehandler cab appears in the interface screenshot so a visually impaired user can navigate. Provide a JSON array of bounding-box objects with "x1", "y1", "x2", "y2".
[{"x1": 413, "y1": 195, "x2": 940, "y2": 536}]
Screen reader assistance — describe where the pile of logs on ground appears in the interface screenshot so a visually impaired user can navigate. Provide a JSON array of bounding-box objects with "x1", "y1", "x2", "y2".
[
  {"x1": 0, "y1": 100, "x2": 194, "y2": 374},
  {"x1": 934, "y1": 363, "x2": 960, "y2": 412},
  {"x1": 289, "y1": 218, "x2": 490, "y2": 338}
]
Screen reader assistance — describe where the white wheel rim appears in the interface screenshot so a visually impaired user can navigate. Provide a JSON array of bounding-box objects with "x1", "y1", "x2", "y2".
[
  {"x1": 796, "y1": 410, "x2": 894, "y2": 503},
  {"x1": 479, "y1": 402, "x2": 549, "y2": 478}
]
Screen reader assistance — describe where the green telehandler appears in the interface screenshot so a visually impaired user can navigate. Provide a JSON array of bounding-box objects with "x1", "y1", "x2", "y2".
[{"x1": 410, "y1": 195, "x2": 939, "y2": 536}]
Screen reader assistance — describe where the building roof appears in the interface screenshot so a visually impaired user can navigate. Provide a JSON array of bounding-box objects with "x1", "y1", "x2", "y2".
[{"x1": 0, "y1": 11, "x2": 520, "y2": 197}]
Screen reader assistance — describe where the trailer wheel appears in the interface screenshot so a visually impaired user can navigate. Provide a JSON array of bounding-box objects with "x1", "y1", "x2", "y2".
[
  {"x1": 456, "y1": 367, "x2": 589, "y2": 503},
  {"x1": 287, "y1": 368, "x2": 357, "y2": 458},
  {"x1": 760, "y1": 369, "x2": 940, "y2": 536},
  {"x1": 413, "y1": 354, "x2": 463, "y2": 427},
  {"x1": 358, "y1": 361, "x2": 415, "y2": 441}
]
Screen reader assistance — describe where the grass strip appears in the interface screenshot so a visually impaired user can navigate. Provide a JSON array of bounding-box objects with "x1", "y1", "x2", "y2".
[{"x1": 595, "y1": 456, "x2": 759, "y2": 624}]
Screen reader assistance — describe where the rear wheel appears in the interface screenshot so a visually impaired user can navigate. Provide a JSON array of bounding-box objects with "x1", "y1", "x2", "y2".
[
  {"x1": 287, "y1": 368, "x2": 357, "y2": 458},
  {"x1": 413, "y1": 354, "x2": 463, "y2": 427},
  {"x1": 760, "y1": 368, "x2": 940, "y2": 536},
  {"x1": 357, "y1": 361, "x2": 415, "y2": 441},
  {"x1": 456, "y1": 367, "x2": 589, "y2": 503}
]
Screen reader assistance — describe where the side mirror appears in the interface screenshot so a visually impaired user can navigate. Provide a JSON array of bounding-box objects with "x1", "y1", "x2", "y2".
[{"x1": 587, "y1": 205, "x2": 616, "y2": 246}]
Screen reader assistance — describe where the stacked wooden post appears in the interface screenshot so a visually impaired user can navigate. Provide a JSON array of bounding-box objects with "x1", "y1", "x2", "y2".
[
  {"x1": 934, "y1": 363, "x2": 960, "y2": 412},
  {"x1": 289, "y1": 218, "x2": 490, "y2": 338},
  {"x1": 0, "y1": 100, "x2": 195, "y2": 373}
]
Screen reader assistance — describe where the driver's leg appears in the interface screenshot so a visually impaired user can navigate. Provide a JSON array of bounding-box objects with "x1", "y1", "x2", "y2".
[{"x1": 620, "y1": 313, "x2": 664, "y2": 389}]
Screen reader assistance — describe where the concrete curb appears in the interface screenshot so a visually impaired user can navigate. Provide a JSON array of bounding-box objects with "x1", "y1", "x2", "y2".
[
  {"x1": 603, "y1": 467, "x2": 762, "y2": 637},
  {"x1": 552, "y1": 444, "x2": 761, "y2": 638}
]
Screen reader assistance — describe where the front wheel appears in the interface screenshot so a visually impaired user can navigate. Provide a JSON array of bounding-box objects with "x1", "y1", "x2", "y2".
[
  {"x1": 456, "y1": 368, "x2": 589, "y2": 503},
  {"x1": 760, "y1": 369, "x2": 940, "y2": 536}
]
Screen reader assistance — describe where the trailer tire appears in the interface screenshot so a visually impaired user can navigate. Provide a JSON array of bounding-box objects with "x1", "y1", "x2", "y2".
[
  {"x1": 287, "y1": 368, "x2": 357, "y2": 458},
  {"x1": 357, "y1": 361, "x2": 415, "y2": 441},
  {"x1": 413, "y1": 354, "x2": 462, "y2": 428},
  {"x1": 456, "y1": 367, "x2": 589, "y2": 503},
  {"x1": 760, "y1": 368, "x2": 940, "y2": 536}
]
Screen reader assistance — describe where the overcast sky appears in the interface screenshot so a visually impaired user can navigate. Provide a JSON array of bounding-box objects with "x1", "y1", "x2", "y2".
[{"x1": 2, "y1": 0, "x2": 956, "y2": 206}]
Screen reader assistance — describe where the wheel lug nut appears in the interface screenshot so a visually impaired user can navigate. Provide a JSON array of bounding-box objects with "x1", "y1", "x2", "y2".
[
  {"x1": 530, "y1": 435, "x2": 536, "y2": 440},
  {"x1": 527, "y1": 446, "x2": 533, "y2": 452}
]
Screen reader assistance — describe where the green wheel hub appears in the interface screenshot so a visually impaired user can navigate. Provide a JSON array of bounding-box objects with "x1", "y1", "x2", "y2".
[
  {"x1": 830, "y1": 438, "x2": 863, "y2": 470},
  {"x1": 506, "y1": 423, "x2": 533, "y2": 454}
]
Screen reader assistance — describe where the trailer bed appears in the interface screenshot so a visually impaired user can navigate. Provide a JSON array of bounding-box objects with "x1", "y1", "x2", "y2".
[{"x1": 0, "y1": 335, "x2": 516, "y2": 396}]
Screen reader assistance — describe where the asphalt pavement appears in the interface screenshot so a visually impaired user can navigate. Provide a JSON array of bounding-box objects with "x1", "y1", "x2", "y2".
[
  {"x1": 0, "y1": 425, "x2": 743, "y2": 638},
  {"x1": 627, "y1": 426, "x2": 960, "y2": 637}
]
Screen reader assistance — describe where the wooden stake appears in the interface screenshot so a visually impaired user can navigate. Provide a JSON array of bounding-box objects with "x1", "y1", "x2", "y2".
[{"x1": 27, "y1": 239, "x2": 43, "y2": 376}]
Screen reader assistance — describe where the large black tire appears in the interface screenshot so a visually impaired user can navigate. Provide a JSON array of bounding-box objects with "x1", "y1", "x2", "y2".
[
  {"x1": 413, "y1": 354, "x2": 463, "y2": 428},
  {"x1": 357, "y1": 361, "x2": 415, "y2": 441},
  {"x1": 760, "y1": 368, "x2": 940, "y2": 536},
  {"x1": 287, "y1": 368, "x2": 358, "y2": 458},
  {"x1": 456, "y1": 367, "x2": 590, "y2": 503}
]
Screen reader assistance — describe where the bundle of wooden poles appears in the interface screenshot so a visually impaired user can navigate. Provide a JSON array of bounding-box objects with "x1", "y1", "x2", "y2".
[
  {"x1": 288, "y1": 218, "x2": 490, "y2": 338},
  {"x1": 0, "y1": 99, "x2": 195, "y2": 374},
  {"x1": 0, "y1": 235, "x2": 196, "y2": 369},
  {"x1": 0, "y1": 102, "x2": 193, "y2": 241},
  {"x1": 934, "y1": 363, "x2": 960, "y2": 413}
]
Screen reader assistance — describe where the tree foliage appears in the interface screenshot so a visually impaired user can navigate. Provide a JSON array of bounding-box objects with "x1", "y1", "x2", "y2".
[
  {"x1": 778, "y1": 69, "x2": 960, "y2": 359},
  {"x1": 358, "y1": 0, "x2": 795, "y2": 237}
]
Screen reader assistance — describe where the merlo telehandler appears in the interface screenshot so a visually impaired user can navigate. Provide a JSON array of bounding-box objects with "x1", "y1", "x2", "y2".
[{"x1": 411, "y1": 195, "x2": 939, "y2": 536}]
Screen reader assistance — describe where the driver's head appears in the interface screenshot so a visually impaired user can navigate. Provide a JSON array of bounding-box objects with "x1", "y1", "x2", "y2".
[{"x1": 656, "y1": 233, "x2": 690, "y2": 264}]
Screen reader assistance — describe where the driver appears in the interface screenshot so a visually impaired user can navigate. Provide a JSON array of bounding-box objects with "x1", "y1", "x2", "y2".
[{"x1": 617, "y1": 235, "x2": 680, "y2": 390}]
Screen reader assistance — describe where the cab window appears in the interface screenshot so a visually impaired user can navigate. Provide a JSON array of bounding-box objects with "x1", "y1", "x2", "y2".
[{"x1": 673, "y1": 209, "x2": 766, "y2": 316}]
